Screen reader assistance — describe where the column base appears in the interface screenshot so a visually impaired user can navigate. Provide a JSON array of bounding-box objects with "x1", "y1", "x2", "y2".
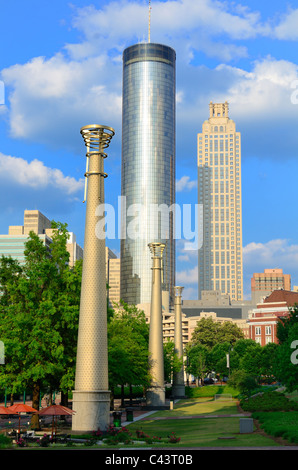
[
  {"x1": 72, "y1": 390, "x2": 110, "y2": 432},
  {"x1": 146, "y1": 387, "x2": 165, "y2": 407},
  {"x1": 171, "y1": 384, "x2": 186, "y2": 398}
]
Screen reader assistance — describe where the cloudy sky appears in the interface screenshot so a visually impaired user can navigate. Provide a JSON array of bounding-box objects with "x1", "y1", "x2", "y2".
[{"x1": 1, "y1": 0, "x2": 298, "y2": 300}]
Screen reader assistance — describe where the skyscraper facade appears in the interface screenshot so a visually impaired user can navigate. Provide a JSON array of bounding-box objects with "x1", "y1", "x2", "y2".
[
  {"x1": 197, "y1": 102, "x2": 243, "y2": 301},
  {"x1": 120, "y1": 43, "x2": 176, "y2": 307}
]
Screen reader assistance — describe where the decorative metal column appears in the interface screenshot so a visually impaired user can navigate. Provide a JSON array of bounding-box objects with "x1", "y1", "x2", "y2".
[
  {"x1": 146, "y1": 242, "x2": 166, "y2": 407},
  {"x1": 172, "y1": 286, "x2": 185, "y2": 397},
  {"x1": 72, "y1": 124, "x2": 115, "y2": 432}
]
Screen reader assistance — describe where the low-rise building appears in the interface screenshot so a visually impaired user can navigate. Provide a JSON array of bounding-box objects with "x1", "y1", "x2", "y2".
[{"x1": 247, "y1": 290, "x2": 298, "y2": 345}]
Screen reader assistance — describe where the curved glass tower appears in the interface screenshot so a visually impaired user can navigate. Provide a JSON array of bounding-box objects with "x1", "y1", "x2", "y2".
[{"x1": 120, "y1": 43, "x2": 176, "y2": 308}]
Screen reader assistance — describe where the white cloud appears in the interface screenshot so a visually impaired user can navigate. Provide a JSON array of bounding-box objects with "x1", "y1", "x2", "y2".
[
  {"x1": 1, "y1": 1, "x2": 298, "y2": 163},
  {"x1": 176, "y1": 175, "x2": 197, "y2": 192},
  {"x1": 176, "y1": 265, "x2": 198, "y2": 284},
  {"x1": 273, "y1": 8, "x2": 298, "y2": 40},
  {"x1": 243, "y1": 239, "x2": 298, "y2": 273},
  {"x1": 1, "y1": 53, "x2": 122, "y2": 151},
  {"x1": 65, "y1": 0, "x2": 267, "y2": 63},
  {"x1": 0, "y1": 153, "x2": 84, "y2": 195}
]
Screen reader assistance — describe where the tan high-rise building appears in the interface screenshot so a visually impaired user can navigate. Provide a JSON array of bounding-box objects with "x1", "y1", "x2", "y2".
[
  {"x1": 197, "y1": 102, "x2": 243, "y2": 301},
  {"x1": 105, "y1": 247, "x2": 121, "y2": 306},
  {"x1": 1, "y1": 210, "x2": 83, "y2": 267},
  {"x1": 251, "y1": 268, "x2": 291, "y2": 304}
]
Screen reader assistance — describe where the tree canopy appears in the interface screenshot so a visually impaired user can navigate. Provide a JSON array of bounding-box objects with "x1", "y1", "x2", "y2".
[
  {"x1": 0, "y1": 224, "x2": 81, "y2": 426},
  {"x1": 190, "y1": 317, "x2": 244, "y2": 349}
]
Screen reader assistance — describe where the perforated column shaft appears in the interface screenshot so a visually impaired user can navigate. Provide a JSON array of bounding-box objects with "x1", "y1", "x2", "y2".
[
  {"x1": 74, "y1": 125, "x2": 114, "y2": 392},
  {"x1": 147, "y1": 243, "x2": 165, "y2": 406}
]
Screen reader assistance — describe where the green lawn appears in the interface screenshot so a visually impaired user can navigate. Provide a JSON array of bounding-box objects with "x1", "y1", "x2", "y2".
[
  {"x1": 150, "y1": 397, "x2": 240, "y2": 418},
  {"x1": 123, "y1": 397, "x2": 281, "y2": 448}
]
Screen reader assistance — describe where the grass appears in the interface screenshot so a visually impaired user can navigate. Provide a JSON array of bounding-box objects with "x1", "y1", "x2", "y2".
[
  {"x1": 287, "y1": 390, "x2": 298, "y2": 403},
  {"x1": 4, "y1": 386, "x2": 297, "y2": 449},
  {"x1": 124, "y1": 398, "x2": 280, "y2": 448},
  {"x1": 185, "y1": 384, "x2": 239, "y2": 398},
  {"x1": 149, "y1": 396, "x2": 239, "y2": 418}
]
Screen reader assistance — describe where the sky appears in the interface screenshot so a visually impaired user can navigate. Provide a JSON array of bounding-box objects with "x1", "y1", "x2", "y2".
[{"x1": 1, "y1": 0, "x2": 298, "y2": 301}]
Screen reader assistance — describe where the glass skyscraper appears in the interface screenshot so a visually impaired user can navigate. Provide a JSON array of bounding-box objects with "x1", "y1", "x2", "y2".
[{"x1": 120, "y1": 43, "x2": 176, "y2": 308}]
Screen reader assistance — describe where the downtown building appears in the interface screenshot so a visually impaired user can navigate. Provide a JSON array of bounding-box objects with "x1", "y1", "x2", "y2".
[
  {"x1": 251, "y1": 268, "x2": 291, "y2": 304},
  {"x1": 0, "y1": 209, "x2": 83, "y2": 267},
  {"x1": 197, "y1": 102, "x2": 243, "y2": 301},
  {"x1": 120, "y1": 43, "x2": 176, "y2": 310}
]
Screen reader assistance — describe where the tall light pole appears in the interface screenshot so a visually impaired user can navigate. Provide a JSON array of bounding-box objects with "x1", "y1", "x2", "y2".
[
  {"x1": 72, "y1": 124, "x2": 115, "y2": 432},
  {"x1": 146, "y1": 242, "x2": 166, "y2": 407},
  {"x1": 172, "y1": 286, "x2": 185, "y2": 397}
]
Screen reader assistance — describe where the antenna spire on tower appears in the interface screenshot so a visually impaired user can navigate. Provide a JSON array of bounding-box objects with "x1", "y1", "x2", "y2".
[{"x1": 148, "y1": 0, "x2": 152, "y2": 43}]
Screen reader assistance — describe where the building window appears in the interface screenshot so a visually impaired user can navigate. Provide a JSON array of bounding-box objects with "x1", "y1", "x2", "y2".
[
  {"x1": 265, "y1": 326, "x2": 272, "y2": 336},
  {"x1": 255, "y1": 326, "x2": 261, "y2": 336}
]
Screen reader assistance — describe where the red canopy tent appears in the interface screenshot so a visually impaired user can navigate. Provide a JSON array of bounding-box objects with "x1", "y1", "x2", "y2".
[
  {"x1": 37, "y1": 404, "x2": 75, "y2": 439},
  {"x1": 6, "y1": 404, "x2": 37, "y2": 435},
  {"x1": 0, "y1": 406, "x2": 11, "y2": 415}
]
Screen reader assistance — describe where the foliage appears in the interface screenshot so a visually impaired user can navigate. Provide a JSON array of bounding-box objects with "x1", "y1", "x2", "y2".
[
  {"x1": 273, "y1": 319, "x2": 298, "y2": 392},
  {"x1": 190, "y1": 317, "x2": 244, "y2": 350},
  {"x1": 16, "y1": 437, "x2": 27, "y2": 447},
  {"x1": 108, "y1": 301, "x2": 150, "y2": 392},
  {"x1": 168, "y1": 432, "x2": 181, "y2": 443},
  {"x1": 187, "y1": 336, "x2": 280, "y2": 382},
  {"x1": 0, "y1": 434, "x2": 11, "y2": 449},
  {"x1": 207, "y1": 341, "x2": 239, "y2": 377},
  {"x1": 185, "y1": 384, "x2": 239, "y2": 398},
  {"x1": 37, "y1": 433, "x2": 51, "y2": 447},
  {"x1": 240, "y1": 391, "x2": 298, "y2": 412},
  {"x1": 227, "y1": 370, "x2": 257, "y2": 396},
  {"x1": 104, "y1": 426, "x2": 132, "y2": 445},
  {"x1": 252, "y1": 411, "x2": 298, "y2": 444},
  {"x1": 185, "y1": 343, "x2": 209, "y2": 382},
  {"x1": 0, "y1": 222, "x2": 81, "y2": 412},
  {"x1": 163, "y1": 340, "x2": 183, "y2": 383}
]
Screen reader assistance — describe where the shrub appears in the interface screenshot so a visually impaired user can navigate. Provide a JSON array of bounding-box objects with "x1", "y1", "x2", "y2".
[
  {"x1": 228, "y1": 370, "x2": 257, "y2": 396},
  {"x1": 0, "y1": 434, "x2": 11, "y2": 449},
  {"x1": 16, "y1": 438, "x2": 27, "y2": 447},
  {"x1": 168, "y1": 432, "x2": 181, "y2": 443},
  {"x1": 240, "y1": 391, "x2": 298, "y2": 412},
  {"x1": 37, "y1": 433, "x2": 51, "y2": 447},
  {"x1": 252, "y1": 411, "x2": 298, "y2": 444}
]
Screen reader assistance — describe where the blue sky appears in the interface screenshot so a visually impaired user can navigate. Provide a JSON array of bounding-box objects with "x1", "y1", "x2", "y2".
[{"x1": 1, "y1": 0, "x2": 298, "y2": 300}]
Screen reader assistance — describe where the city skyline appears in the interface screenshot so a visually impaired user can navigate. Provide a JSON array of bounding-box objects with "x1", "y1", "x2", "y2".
[{"x1": 1, "y1": 1, "x2": 298, "y2": 300}]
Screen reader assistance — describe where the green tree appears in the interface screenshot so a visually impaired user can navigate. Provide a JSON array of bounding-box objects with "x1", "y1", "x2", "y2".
[
  {"x1": 228, "y1": 370, "x2": 257, "y2": 396},
  {"x1": 240, "y1": 342, "x2": 263, "y2": 377},
  {"x1": 108, "y1": 302, "x2": 150, "y2": 405},
  {"x1": 190, "y1": 317, "x2": 244, "y2": 350},
  {"x1": 208, "y1": 341, "x2": 240, "y2": 379},
  {"x1": 274, "y1": 309, "x2": 298, "y2": 392},
  {"x1": 163, "y1": 341, "x2": 183, "y2": 384},
  {"x1": 185, "y1": 344, "x2": 209, "y2": 385},
  {"x1": 259, "y1": 342, "x2": 278, "y2": 380},
  {"x1": 190, "y1": 318, "x2": 219, "y2": 349},
  {"x1": 275, "y1": 324, "x2": 298, "y2": 391},
  {"x1": 0, "y1": 224, "x2": 81, "y2": 426}
]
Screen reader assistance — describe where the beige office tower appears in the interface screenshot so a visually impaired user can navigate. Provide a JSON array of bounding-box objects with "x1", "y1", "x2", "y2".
[{"x1": 197, "y1": 102, "x2": 243, "y2": 301}]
